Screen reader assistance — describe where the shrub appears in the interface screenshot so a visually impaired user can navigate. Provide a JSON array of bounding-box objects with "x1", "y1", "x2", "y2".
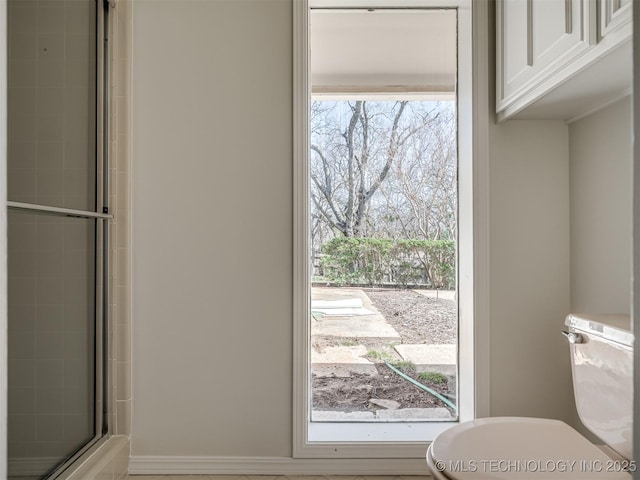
[{"x1": 319, "y1": 237, "x2": 455, "y2": 288}]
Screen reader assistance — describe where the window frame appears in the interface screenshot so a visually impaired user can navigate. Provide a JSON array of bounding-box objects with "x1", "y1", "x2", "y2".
[{"x1": 293, "y1": 0, "x2": 490, "y2": 459}]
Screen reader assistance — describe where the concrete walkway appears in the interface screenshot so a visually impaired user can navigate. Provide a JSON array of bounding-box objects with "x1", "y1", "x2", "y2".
[
  {"x1": 310, "y1": 287, "x2": 457, "y2": 421},
  {"x1": 311, "y1": 287, "x2": 400, "y2": 339}
]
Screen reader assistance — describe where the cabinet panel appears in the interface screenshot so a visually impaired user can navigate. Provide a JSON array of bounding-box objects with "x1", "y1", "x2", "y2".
[
  {"x1": 498, "y1": 0, "x2": 591, "y2": 112},
  {"x1": 599, "y1": 0, "x2": 632, "y2": 40}
]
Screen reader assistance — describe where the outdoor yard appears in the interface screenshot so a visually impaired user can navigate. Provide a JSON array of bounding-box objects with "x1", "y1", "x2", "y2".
[{"x1": 311, "y1": 286, "x2": 458, "y2": 420}]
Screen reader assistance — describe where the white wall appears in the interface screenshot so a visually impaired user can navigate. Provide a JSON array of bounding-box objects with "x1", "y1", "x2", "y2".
[
  {"x1": 131, "y1": 0, "x2": 293, "y2": 457},
  {"x1": 488, "y1": 119, "x2": 572, "y2": 421},
  {"x1": 131, "y1": 0, "x2": 575, "y2": 460},
  {"x1": 569, "y1": 97, "x2": 632, "y2": 314}
]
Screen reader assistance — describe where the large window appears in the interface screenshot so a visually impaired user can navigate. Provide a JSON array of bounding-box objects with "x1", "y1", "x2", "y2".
[
  {"x1": 293, "y1": 0, "x2": 487, "y2": 460},
  {"x1": 6, "y1": 1, "x2": 112, "y2": 478}
]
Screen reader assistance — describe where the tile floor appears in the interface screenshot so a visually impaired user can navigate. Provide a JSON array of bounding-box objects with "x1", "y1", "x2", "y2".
[{"x1": 125, "y1": 476, "x2": 429, "y2": 480}]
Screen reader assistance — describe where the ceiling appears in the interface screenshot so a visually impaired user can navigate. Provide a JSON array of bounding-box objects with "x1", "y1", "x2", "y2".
[{"x1": 310, "y1": 9, "x2": 457, "y2": 98}]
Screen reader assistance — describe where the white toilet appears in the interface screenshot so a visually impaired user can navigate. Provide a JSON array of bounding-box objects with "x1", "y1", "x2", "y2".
[{"x1": 426, "y1": 314, "x2": 633, "y2": 479}]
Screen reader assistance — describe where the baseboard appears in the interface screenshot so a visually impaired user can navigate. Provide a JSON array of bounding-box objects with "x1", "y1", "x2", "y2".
[{"x1": 128, "y1": 455, "x2": 431, "y2": 476}]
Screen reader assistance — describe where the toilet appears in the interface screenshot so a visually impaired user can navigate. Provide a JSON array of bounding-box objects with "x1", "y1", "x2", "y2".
[{"x1": 426, "y1": 314, "x2": 633, "y2": 479}]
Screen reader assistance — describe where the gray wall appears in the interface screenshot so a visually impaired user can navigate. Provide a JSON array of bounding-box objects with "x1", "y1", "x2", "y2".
[
  {"x1": 569, "y1": 97, "x2": 632, "y2": 315},
  {"x1": 131, "y1": 0, "x2": 574, "y2": 458},
  {"x1": 488, "y1": 119, "x2": 572, "y2": 420},
  {"x1": 131, "y1": 0, "x2": 293, "y2": 457}
]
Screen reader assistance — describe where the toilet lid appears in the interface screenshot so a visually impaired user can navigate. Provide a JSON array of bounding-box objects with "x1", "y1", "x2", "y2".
[{"x1": 430, "y1": 417, "x2": 630, "y2": 479}]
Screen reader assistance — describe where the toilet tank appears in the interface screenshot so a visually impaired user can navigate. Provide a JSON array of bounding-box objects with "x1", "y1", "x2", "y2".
[{"x1": 565, "y1": 314, "x2": 633, "y2": 460}]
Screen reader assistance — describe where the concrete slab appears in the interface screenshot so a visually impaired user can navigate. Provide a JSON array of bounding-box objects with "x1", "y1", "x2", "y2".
[
  {"x1": 394, "y1": 344, "x2": 457, "y2": 365},
  {"x1": 311, "y1": 363, "x2": 378, "y2": 378},
  {"x1": 311, "y1": 288, "x2": 400, "y2": 339},
  {"x1": 312, "y1": 410, "x2": 376, "y2": 421},
  {"x1": 312, "y1": 345, "x2": 371, "y2": 363},
  {"x1": 375, "y1": 407, "x2": 453, "y2": 420},
  {"x1": 311, "y1": 408, "x2": 454, "y2": 422},
  {"x1": 413, "y1": 289, "x2": 456, "y2": 301}
]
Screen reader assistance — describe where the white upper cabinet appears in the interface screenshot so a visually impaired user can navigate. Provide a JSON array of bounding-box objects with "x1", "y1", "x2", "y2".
[{"x1": 497, "y1": 0, "x2": 631, "y2": 121}]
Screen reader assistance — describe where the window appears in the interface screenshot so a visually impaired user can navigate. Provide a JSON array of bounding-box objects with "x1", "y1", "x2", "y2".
[{"x1": 293, "y1": 0, "x2": 490, "y2": 460}]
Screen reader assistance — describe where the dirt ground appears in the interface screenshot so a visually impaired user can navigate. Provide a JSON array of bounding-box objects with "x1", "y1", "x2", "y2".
[{"x1": 312, "y1": 288, "x2": 458, "y2": 414}]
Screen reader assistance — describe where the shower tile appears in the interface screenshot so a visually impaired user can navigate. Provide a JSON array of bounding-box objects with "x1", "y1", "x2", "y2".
[
  {"x1": 38, "y1": 115, "x2": 64, "y2": 142},
  {"x1": 8, "y1": 219, "x2": 37, "y2": 252},
  {"x1": 9, "y1": 87, "x2": 38, "y2": 117},
  {"x1": 37, "y1": 87, "x2": 64, "y2": 116},
  {"x1": 9, "y1": 414, "x2": 36, "y2": 442},
  {"x1": 117, "y1": 134, "x2": 130, "y2": 171},
  {"x1": 37, "y1": 2, "x2": 65, "y2": 34},
  {"x1": 9, "y1": 387, "x2": 36, "y2": 414},
  {"x1": 64, "y1": 304, "x2": 91, "y2": 333},
  {"x1": 8, "y1": 358, "x2": 35, "y2": 387},
  {"x1": 8, "y1": 167, "x2": 36, "y2": 201},
  {"x1": 36, "y1": 332, "x2": 65, "y2": 359},
  {"x1": 9, "y1": 276, "x2": 36, "y2": 306},
  {"x1": 63, "y1": 108, "x2": 90, "y2": 143},
  {"x1": 8, "y1": 331, "x2": 36, "y2": 360},
  {"x1": 37, "y1": 60, "x2": 65, "y2": 88},
  {"x1": 115, "y1": 400, "x2": 130, "y2": 435},
  {"x1": 37, "y1": 141, "x2": 64, "y2": 169},
  {"x1": 36, "y1": 360, "x2": 64, "y2": 391},
  {"x1": 38, "y1": 33, "x2": 65, "y2": 60},
  {"x1": 64, "y1": 168, "x2": 93, "y2": 200},
  {"x1": 64, "y1": 358, "x2": 90, "y2": 389},
  {"x1": 36, "y1": 167, "x2": 65, "y2": 200},
  {"x1": 37, "y1": 222, "x2": 65, "y2": 252},
  {"x1": 64, "y1": 387, "x2": 85, "y2": 415},
  {"x1": 36, "y1": 276, "x2": 65, "y2": 305},
  {"x1": 117, "y1": 96, "x2": 129, "y2": 135},
  {"x1": 66, "y1": 34, "x2": 92, "y2": 60},
  {"x1": 64, "y1": 250, "x2": 92, "y2": 278},
  {"x1": 116, "y1": 362, "x2": 130, "y2": 401},
  {"x1": 10, "y1": 114, "x2": 37, "y2": 143},
  {"x1": 117, "y1": 172, "x2": 129, "y2": 208},
  {"x1": 36, "y1": 304, "x2": 65, "y2": 332},
  {"x1": 65, "y1": 1, "x2": 93, "y2": 35},
  {"x1": 117, "y1": 57, "x2": 130, "y2": 98},
  {"x1": 9, "y1": 3, "x2": 37, "y2": 34},
  {"x1": 9, "y1": 250, "x2": 37, "y2": 277},
  {"x1": 36, "y1": 387, "x2": 65, "y2": 414},
  {"x1": 64, "y1": 331, "x2": 89, "y2": 360},
  {"x1": 37, "y1": 249, "x2": 65, "y2": 277},
  {"x1": 36, "y1": 414, "x2": 65, "y2": 441},
  {"x1": 64, "y1": 413, "x2": 92, "y2": 442},
  {"x1": 10, "y1": 33, "x2": 38, "y2": 60},
  {"x1": 9, "y1": 141, "x2": 37, "y2": 169},
  {"x1": 65, "y1": 60, "x2": 92, "y2": 88},
  {"x1": 116, "y1": 323, "x2": 130, "y2": 364},
  {"x1": 64, "y1": 276, "x2": 92, "y2": 305},
  {"x1": 65, "y1": 139, "x2": 92, "y2": 169},
  {"x1": 8, "y1": 304, "x2": 36, "y2": 332},
  {"x1": 9, "y1": 60, "x2": 37, "y2": 88}
]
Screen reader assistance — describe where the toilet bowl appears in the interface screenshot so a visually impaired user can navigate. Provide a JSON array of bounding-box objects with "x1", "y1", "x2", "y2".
[{"x1": 426, "y1": 314, "x2": 633, "y2": 479}]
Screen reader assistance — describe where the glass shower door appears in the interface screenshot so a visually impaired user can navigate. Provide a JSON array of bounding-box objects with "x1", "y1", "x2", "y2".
[{"x1": 7, "y1": 0, "x2": 110, "y2": 478}]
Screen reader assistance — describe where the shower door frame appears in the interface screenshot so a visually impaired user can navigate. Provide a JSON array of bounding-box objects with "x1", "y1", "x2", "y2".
[{"x1": 6, "y1": 0, "x2": 114, "y2": 478}]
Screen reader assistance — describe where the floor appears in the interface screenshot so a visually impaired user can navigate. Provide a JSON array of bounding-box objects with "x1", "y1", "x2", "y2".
[{"x1": 125, "y1": 476, "x2": 429, "y2": 480}]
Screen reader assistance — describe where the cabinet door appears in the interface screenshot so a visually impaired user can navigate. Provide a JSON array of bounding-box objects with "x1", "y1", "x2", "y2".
[
  {"x1": 497, "y1": 0, "x2": 592, "y2": 112},
  {"x1": 599, "y1": 0, "x2": 632, "y2": 40}
]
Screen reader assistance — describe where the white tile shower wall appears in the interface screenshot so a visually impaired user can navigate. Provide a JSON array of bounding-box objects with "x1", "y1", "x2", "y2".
[{"x1": 110, "y1": 0, "x2": 132, "y2": 442}]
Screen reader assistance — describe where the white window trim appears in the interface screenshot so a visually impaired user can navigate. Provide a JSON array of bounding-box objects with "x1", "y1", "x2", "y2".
[{"x1": 292, "y1": 0, "x2": 490, "y2": 459}]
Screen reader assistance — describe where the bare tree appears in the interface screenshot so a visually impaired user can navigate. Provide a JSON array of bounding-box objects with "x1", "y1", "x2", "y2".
[
  {"x1": 310, "y1": 100, "x2": 456, "y2": 242},
  {"x1": 311, "y1": 101, "x2": 450, "y2": 237}
]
